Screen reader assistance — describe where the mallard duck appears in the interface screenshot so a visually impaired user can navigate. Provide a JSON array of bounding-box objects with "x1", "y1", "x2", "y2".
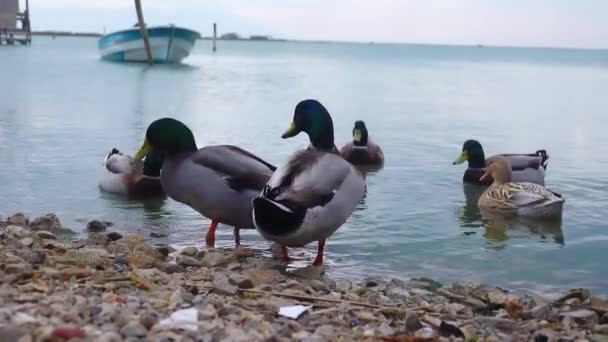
[
  {"x1": 133, "y1": 118, "x2": 276, "y2": 247},
  {"x1": 340, "y1": 120, "x2": 384, "y2": 166},
  {"x1": 98, "y1": 148, "x2": 165, "y2": 197},
  {"x1": 453, "y1": 139, "x2": 548, "y2": 185},
  {"x1": 252, "y1": 99, "x2": 366, "y2": 267},
  {"x1": 477, "y1": 157, "x2": 564, "y2": 218}
]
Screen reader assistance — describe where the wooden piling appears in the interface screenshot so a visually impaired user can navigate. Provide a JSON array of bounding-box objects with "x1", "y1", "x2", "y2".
[
  {"x1": 212, "y1": 23, "x2": 217, "y2": 52},
  {"x1": 134, "y1": 0, "x2": 153, "y2": 65}
]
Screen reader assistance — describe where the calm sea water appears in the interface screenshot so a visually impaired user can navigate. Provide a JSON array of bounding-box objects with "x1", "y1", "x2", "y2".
[{"x1": 1, "y1": 37, "x2": 608, "y2": 294}]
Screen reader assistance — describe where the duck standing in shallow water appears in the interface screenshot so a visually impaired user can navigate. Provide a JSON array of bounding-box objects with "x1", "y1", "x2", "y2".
[
  {"x1": 453, "y1": 139, "x2": 548, "y2": 185},
  {"x1": 99, "y1": 148, "x2": 165, "y2": 198},
  {"x1": 340, "y1": 120, "x2": 384, "y2": 167},
  {"x1": 134, "y1": 118, "x2": 276, "y2": 247},
  {"x1": 252, "y1": 100, "x2": 366, "y2": 267},
  {"x1": 478, "y1": 157, "x2": 564, "y2": 218}
]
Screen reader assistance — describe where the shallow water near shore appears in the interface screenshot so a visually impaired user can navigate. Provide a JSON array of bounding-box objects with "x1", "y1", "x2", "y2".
[{"x1": 1, "y1": 37, "x2": 608, "y2": 294}]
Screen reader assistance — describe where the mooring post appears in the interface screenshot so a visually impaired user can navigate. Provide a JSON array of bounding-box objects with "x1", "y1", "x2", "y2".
[
  {"x1": 212, "y1": 23, "x2": 217, "y2": 52},
  {"x1": 134, "y1": 0, "x2": 153, "y2": 65}
]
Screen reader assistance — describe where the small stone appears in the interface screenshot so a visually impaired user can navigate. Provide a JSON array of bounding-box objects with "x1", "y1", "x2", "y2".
[
  {"x1": 310, "y1": 279, "x2": 331, "y2": 293},
  {"x1": 594, "y1": 325, "x2": 608, "y2": 334},
  {"x1": 7, "y1": 213, "x2": 29, "y2": 227},
  {"x1": 472, "y1": 317, "x2": 516, "y2": 331},
  {"x1": 591, "y1": 297, "x2": 608, "y2": 313},
  {"x1": 181, "y1": 246, "x2": 199, "y2": 257},
  {"x1": 177, "y1": 255, "x2": 203, "y2": 267},
  {"x1": 465, "y1": 296, "x2": 487, "y2": 310},
  {"x1": 439, "y1": 321, "x2": 465, "y2": 338},
  {"x1": 87, "y1": 220, "x2": 107, "y2": 233},
  {"x1": 363, "y1": 276, "x2": 383, "y2": 287},
  {"x1": 87, "y1": 233, "x2": 110, "y2": 247},
  {"x1": 5, "y1": 263, "x2": 33, "y2": 275},
  {"x1": 449, "y1": 303, "x2": 467, "y2": 313},
  {"x1": 154, "y1": 261, "x2": 184, "y2": 274},
  {"x1": 155, "y1": 244, "x2": 174, "y2": 258},
  {"x1": 524, "y1": 303, "x2": 551, "y2": 321},
  {"x1": 35, "y1": 230, "x2": 57, "y2": 240},
  {"x1": 557, "y1": 289, "x2": 591, "y2": 303},
  {"x1": 65, "y1": 247, "x2": 111, "y2": 268},
  {"x1": 58, "y1": 266, "x2": 92, "y2": 281},
  {"x1": 127, "y1": 250, "x2": 157, "y2": 269},
  {"x1": 4, "y1": 225, "x2": 30, "y2": 239},
  {"x1": 560, "y1": 310, "x2": 599, "y2": 328},
  {"x1": 488, "y1": 288, "x2": 508, "y2": 305},
  {"x1": 97, "y1": 331, "x2": 122, "y2": 342},
  {"x1": 313, "y1": 325, "x2": 339, "y2": 339},
  {"x1": 199, "y1": 304, "x2": 217, "y2": 320},
  {"x1": 335, "y1": 279, "x2": 352, "y2": 292},
  {"x1": 213, "y1": 277, "x2": 239, "y2": 296},
  {"x1": 30, "y1": 214, "x2": 61, "y2": 232},
  {"x1": 139, "y1": 311, "x2": 159, "y2": 330},
  {"x1": 405, "y1": 310, "x2": 423, "y2": 332},
  {"x1": 0, "y1": 327, "x2": 25, "y2": 341},
  {"x1": 120, "y1": 322, "x2": 147, "y2": 339},
  {"x1": 590, "y1": 334, "x2": 608, "y2": 342},
  {"x1": 19, "y1": 237, "x2": 34, "y2": 247},
  {"x1": 228, "y1": 274, "x2": 255, "y2": 289},
  {"x1": 106, "y1": 232, "x2": 123, "y2": 241}
]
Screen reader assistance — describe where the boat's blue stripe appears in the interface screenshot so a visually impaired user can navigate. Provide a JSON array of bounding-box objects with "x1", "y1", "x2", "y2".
[{"x1": 98, "y1": 27, "x2": 199, "y2": 50}]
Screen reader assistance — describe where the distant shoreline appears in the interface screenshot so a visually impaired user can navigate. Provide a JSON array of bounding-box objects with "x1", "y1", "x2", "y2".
[
  {"x1": 30, "y1": 31, "x2": 607, "y2": 51},
  {"x1": 33, "y1": 31, "x2": 102, "y2": 37}
]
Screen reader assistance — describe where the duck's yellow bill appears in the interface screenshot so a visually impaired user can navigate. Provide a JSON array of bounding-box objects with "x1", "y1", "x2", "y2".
[
  {"x1": 452, "y1": 151, "x2": 468, "y2": 165},
  {"x1": 134, "y1": 139, "x2": 152, "y2": 161},
  {"x1": 353, "y1": 129, "x2": 362, "y2": 142},
  {"x1": 281, "y1": 121, "x2": 300, "y2": 139}
]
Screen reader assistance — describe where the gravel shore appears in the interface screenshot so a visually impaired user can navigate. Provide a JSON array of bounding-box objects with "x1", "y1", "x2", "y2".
[{"x1": 1, "y1": 213, "x2": 607, "y2": 342}]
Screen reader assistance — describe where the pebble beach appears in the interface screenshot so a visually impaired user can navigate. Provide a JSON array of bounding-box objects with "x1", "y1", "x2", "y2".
[{"x1": 1, "y1": 212, "x2": 607, "y2": 342}]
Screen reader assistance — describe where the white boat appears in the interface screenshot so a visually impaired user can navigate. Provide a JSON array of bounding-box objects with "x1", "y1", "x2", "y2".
[{"x1": 98, "y1": 25, "x2": 200, "y2": 64}]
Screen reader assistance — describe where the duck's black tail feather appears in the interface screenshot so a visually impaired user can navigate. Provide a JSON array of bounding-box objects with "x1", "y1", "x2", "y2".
[{"x1": 252, "y1": 197, "x2": 306, "y2": 236}]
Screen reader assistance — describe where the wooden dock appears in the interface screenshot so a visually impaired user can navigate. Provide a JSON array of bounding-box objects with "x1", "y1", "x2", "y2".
[{"x1": 0, "y1": 0, "x2": 31, "y2": 45}]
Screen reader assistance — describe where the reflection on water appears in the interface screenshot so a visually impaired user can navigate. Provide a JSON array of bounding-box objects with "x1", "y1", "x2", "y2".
[
  {"x1": 480, "y1": 209, "x2": 565, "y2": 247},
  {"x1": 458, "y1": 183, "x2": 485, "y2": 228}
]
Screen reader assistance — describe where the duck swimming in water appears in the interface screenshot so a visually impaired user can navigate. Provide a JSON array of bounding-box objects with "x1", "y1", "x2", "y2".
[
  {"x1": 477, "y1": 157, "x2": 564, "y2": 218},
  {"x1": 340, "y1": 120, "x2": 384, "y2": 166},
  {"x1": 252, "y1": 100, "x2": 366, "y2": 267},
  {"x1": 453, "y1": 139, "x2": 548, "y2": 186},
  {"x1": 98, "y1": 148, "x2": 165, "y2": 198}
]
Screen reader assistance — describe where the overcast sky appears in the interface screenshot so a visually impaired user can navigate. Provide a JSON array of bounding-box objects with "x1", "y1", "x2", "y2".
[{"x1": 29, "y1": 0, "x2": 608, "y2": 49}]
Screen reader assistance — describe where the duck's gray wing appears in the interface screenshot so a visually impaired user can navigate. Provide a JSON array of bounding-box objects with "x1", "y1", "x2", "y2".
[{"x1": 192, "y1": 145, "x2": 276, "y2": 191}]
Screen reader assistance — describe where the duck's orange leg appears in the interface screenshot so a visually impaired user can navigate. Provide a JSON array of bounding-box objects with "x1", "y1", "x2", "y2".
[
  {"x1": 312, "y1": 239, "x2": 326, "y2": 267},
  {"x1": 233, "y1": 227, "x2": 240, "y2": 246},
  {"x1": 205, "y1": 219, "x2": 219, "y2": 247}
]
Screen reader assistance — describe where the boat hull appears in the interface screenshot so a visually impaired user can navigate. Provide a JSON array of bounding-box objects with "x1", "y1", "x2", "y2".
[{"x1": 98, "y1": 26, "x2": 200, "y2": 64}]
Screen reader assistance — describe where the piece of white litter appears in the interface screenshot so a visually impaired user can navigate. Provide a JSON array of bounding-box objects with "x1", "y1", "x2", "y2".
[
  {"x1": 13, "y1": 312, "x2": 37, "y2": 324},
  {"x1": 159, "y1": 308, "x2": 198, "y2": 331},
  {"x1": 278, "y1": 305, "x2": 311, "y2": 319}
]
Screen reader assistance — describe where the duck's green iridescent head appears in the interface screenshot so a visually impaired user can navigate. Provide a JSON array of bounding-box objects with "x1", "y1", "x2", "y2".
[
  {"x1": 352, "y1": 120, "x2": 369, "y2": 146},
  {"x1": 453, "y1": 139, "x2": 486, "y2": 169},
  {"x1": 134, "y1": 118, "x2": 197, "y2": 160},
  {"x1": 282, "y1": 99, "x2": 335, "y2": 151}
]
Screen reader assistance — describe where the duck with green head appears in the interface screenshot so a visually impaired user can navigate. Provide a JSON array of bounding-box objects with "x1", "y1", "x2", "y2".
[
  {"x1": 99, "y1": 148, "x2": 165, "y2": 198},
  {"x1": 340, "y1": 120, "x2": 384, "y2": 166},
  {"x1": 453, "y1": 139, "x2": 548, "y2": 186},
  {"x1": 134, "y1": 118, "x2": 276, "y2": 247},
  {"x1": 252, "y1": 99, "x2": 366, "y2": 267}
]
